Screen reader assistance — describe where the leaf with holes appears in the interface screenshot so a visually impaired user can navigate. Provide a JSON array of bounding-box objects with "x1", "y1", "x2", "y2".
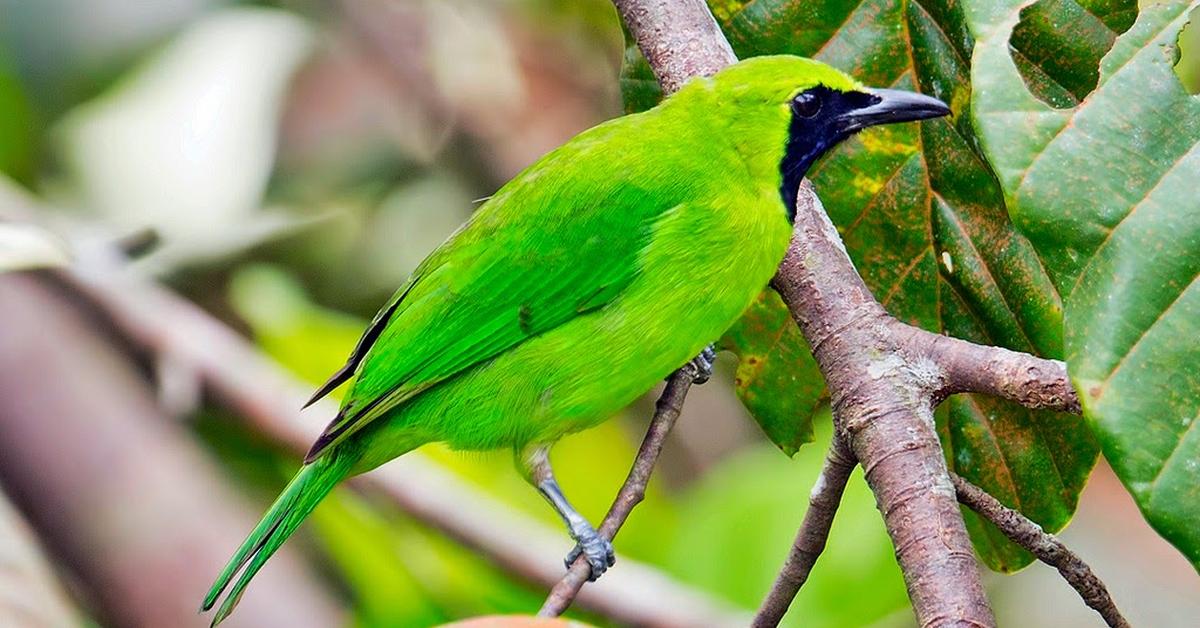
[
  {"x1": 969, "y1": 0, "x2": 1200, "y2": 569},
  {"x1": 620, "y1": 0, "x2": 1101, "y2": 570}
]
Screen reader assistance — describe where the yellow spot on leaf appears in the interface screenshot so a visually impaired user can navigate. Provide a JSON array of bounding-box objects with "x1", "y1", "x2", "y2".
[{"x1": 859, "y1": 128, "x2": 917, "y2": 156}]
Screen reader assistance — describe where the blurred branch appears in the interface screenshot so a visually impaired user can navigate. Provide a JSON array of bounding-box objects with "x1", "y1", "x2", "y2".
[
  {"x1": 752, "y1": 435, "x2": 855, "y2": 628},
  {"x1": 0, "y1": 487, "x2": 81, "y2": 627},
  {"x1": 951, "y1": 475, "x2": 1130, "y2": 628},
  {"x1": 0, "y1": 274, "x2": 343, "y2": 628},
  {"x1": 539, "y1": 367, "x2": 698, "y2": 617}
]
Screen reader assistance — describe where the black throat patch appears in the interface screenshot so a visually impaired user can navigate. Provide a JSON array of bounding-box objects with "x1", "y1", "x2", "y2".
[{"x1": 779, "y1": 86, "x2": 879, "y2": 221}]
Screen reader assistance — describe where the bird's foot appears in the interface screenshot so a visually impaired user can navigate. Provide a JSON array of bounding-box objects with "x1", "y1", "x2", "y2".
[
  {"x1": 565, "y1": 522, "x2": 615, "y2": 581},
  {"x1": 687, "y1": 345, "x2": 717, "y2": 385}
]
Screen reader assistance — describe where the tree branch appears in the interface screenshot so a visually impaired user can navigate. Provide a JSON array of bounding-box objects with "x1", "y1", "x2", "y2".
[
  {"x1": 951, "y1": 475, "x2": 1129, "y2": 628},
  {"x1": 612, "y1": 0, "x2": 737, "y2": 93},
  {"x1": 607, "y1": 1, "x2": 1066, "y2": 625},
  {"x1": 753, "y1": 435, "x2": 856, "y2": 628},
  {"x1": 0, "y1": 274, "x2": 344, "y2": 628},
  {"x1": 915, "y1": 329, "x2": 1080, "y2": 413},
  {"x1": 538, "y1": 369, "x2": 697, "y2": 617},
  {"x1": 772, "y1": 181, "x2": 996, "y2": 627}
]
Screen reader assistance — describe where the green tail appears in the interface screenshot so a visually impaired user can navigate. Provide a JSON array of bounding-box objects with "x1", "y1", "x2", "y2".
[{"x1": 202, "y1": 454, "x2": 352, "y2": 627}]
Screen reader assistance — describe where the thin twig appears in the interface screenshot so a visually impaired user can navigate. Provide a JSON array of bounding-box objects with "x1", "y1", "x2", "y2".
[
  {"x1": 951, "y1": 475, "x2": 1130, "y2": 628},
  {"x1": 753, "y1": 435, "x2": 856, "y2": 628},
  {"x1": 539, "y1": 368, "x2": 697, "y2": 617}
]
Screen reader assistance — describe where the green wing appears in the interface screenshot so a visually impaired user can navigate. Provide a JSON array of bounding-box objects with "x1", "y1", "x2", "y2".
[{"x1": 304, "y1": 173, "x2": 675, "y2": 461}]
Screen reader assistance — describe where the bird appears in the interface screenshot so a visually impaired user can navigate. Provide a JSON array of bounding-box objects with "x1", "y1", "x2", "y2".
[{"x1": 202, "y1": 54, "x2": 949, "y2": 625}]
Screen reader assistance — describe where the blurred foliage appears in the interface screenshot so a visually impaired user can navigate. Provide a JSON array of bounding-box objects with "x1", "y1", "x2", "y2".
[{"x1": 0, "y1": 51, "x2": 36, "y2": 184}]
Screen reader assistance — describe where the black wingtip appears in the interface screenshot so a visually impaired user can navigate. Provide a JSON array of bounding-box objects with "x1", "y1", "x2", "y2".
[
  {"x1": 304, "y1": 431, "x2": 335, "y2": 464},
  {"x1": 303, "y1": 364, "x2": 353, "y2": 410},
  {"x1": 301, "y1": 388, "x2": 325, "y2": 410},
  {"x1": 304, "y1": 410, "x2": 356, "y2": 463},
  {"x1": 304, "y1": 441, "x2": 328, "y2": 465}
]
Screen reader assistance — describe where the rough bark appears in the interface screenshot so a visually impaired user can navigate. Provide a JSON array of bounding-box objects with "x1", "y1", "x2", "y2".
[
  {"x1": 753, "y1": 435, "x2": 855, "y2": 628},
  {"x1": 612, "y1": 0, "x2": 737, "y2": 93},
  {"x1": 772, "y1": 184, "x2": 994, "y2": 626}
]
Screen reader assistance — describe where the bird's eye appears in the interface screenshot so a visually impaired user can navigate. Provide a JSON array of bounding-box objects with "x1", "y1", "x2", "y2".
[{"x1": 791, "y1": 91, "x2": 821, "y2": 118}]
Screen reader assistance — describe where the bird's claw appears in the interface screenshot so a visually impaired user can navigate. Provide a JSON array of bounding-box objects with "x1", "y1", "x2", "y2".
[
  {"x1": 565, "y1": 525, "x2": 615, "y2": 581},
  {"x1": 688, "y1": 345, "x2": 717, "y2": 385}
]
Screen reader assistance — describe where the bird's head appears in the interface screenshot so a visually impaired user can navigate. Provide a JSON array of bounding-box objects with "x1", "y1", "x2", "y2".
[{"x1": 676, "y1": 55, "x2": 950, "y2": 218}]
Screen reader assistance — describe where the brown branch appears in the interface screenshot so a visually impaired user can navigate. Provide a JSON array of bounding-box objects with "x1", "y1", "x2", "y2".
[
  {"x1": 0, "y1": 274, "x2": 344, "y2": 628},
  {"x1": 612, "y1": 0, "x2": 737, "y2": 93},
  {"x1": 753, "y1": 435, "x2": 856, "y2": 628},
  {"x1": 773, "y1": 182, "x2": 996, "y2": 627},
  {"x1": 604, "y1": 1, "x2": 1086, "y2": 626},
  {"x1": 539, "y1": 368, "x2": 697, "y2": 617},
  {"x1": 916, "y1": 329, "x2": 1081, "y2": 413},
  {"x1": 951, "y1": 475, "x2": 1130, "y2": 628}
]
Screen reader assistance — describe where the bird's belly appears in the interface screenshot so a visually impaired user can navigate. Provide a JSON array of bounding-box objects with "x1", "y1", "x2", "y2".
[{"x1": 358, "y1": 198, "x2": 791, "y2": 460}]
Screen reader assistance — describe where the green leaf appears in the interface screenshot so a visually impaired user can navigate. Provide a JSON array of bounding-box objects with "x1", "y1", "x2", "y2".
[
  {"x1": 969, "y1": 0, "x2": 1200, "y2": 569},
  {"x1": 719, "y1": 290, "x2": 823, "y2": 455},
  {"x1": 0, "y1": 52, "x2": 37, "y2": 183},
  {"x1": 1009, "y1": 0, "x2": 1137, "y2": 108},
  {"x1": 620, "y1": 0, "x2": 1100, "y2": 570}
]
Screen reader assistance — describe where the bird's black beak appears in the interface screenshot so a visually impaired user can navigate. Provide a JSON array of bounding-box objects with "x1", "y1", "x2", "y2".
[{"x1": 840, "y1": 88, "x2": 950, "y2": 133}]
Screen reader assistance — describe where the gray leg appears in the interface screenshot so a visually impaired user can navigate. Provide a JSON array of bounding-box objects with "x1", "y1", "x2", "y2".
[
  {"x1": 688, "y1": 344, "x2": 718, "y2": 384},
  {"x1": 517, "y1": 445, "x2": 615, "y2": 580}
]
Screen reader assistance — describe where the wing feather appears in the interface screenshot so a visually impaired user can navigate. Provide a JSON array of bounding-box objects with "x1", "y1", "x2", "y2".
[{"x1": 304, "y1": 161, "x2": 677, "y2": 461}]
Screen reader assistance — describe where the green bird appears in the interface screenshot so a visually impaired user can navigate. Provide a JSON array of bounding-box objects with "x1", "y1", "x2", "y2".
[{"x1": 202, "y1": 55, "x2": 948, "y2": 624}]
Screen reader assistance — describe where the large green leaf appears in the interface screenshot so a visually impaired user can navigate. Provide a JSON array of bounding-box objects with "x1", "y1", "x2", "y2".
[
  {"x1": 620, "y1": 0, "x2": 1100, "y2": 570},
  {"x1": 969, "y1": 0, "x2": 1200, "y2": 569}
]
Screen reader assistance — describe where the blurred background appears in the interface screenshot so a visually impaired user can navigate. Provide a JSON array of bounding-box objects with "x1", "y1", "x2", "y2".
[{"x1": 0, "y1": 1, "x2": 1196, "y2": 627}]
